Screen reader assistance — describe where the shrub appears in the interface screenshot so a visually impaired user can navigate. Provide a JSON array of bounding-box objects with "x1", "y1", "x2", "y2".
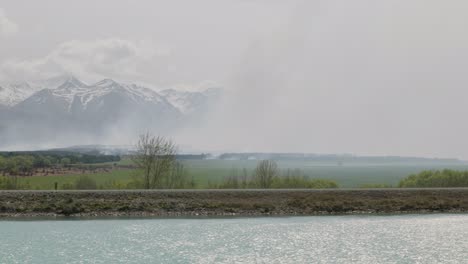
[
  {"x1": 399, "y1": 169, "x2": 468, "y2": 188},
  {"x1": 0, "y1": 176, "x2": 19, "y2": 189},
  {"x1": 74, "y1": 176, "x2": 97, "y2": 190}
]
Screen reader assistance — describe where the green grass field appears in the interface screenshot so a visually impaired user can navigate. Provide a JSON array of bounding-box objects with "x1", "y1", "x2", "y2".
[
  {"x1": 18, "y1": 159, "x2": 468, "y2": 189},
  {"x1": 182, "y1": 160, "x2": 468, "y2": 187}
]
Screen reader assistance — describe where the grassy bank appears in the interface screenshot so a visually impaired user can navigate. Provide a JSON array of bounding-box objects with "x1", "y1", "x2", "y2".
[{"x1": 1, "y1": 189, "x2": 468, "y2": 217}]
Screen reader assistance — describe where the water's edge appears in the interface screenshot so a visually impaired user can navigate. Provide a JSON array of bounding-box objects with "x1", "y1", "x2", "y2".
[{"x1": 1, "y1": 189, "x2": 468, "y2": 218}]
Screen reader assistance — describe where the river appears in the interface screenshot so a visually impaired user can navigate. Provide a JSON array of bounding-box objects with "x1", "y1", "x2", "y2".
[{"x1": 0, "y1": 214, "x2": 467, "y2": 263}]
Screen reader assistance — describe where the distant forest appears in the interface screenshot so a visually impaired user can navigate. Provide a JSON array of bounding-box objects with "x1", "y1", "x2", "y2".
[
  {"x1": 217, "y1": 153, "x2": 461, "y2": 163},
  {"x1": 0, "y1": 151, "x2": 121, "y2": 165},
  {"x1": 0, "y1": 149, "x2": 463, "y2": 167},
  {"x1": 0, "y1": 152, "x2": 121, "y2": 178}
]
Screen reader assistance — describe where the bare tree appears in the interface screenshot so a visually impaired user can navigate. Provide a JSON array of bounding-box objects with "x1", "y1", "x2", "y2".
[
  {"x1": 132, "y1": 133, "x2": 177, "y2": 189},
  {"x1": 254, "y1": 160, "x2": 278, "y2": 188}
]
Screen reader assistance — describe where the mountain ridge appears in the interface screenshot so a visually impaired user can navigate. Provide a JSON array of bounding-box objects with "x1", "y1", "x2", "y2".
[
  {"x1": 0, "y1": 74, "x2": 222, "y2": 149},
  {"x1": 0, "y1": 74, "x2": 221, "y2": 114}
]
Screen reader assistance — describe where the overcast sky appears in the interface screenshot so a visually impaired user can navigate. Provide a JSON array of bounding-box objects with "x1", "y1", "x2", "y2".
[
  {"x1": 2, "y1": 0, "x2": 468, "y2": 158},
  {"x1": 0, "y1": 0, "x2": 293, "y2": 87}
]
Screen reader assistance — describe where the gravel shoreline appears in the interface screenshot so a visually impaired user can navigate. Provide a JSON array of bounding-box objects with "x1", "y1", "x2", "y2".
[{"x1": 1, "y1": 189, "x2": 468, "y2": 218}]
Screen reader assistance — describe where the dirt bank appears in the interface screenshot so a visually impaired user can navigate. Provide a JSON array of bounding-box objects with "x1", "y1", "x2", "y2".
[{"x1": 1, "y1": 189, "x2": 468, "y2": 218}]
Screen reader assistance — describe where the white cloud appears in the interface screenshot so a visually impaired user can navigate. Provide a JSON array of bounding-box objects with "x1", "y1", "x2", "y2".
[
  {"x1": 0, "y1": 38, "x2": 173, "y2": 84},
  {"x1": 0, "y1": 8, "x2": 18, "y2": 36}
]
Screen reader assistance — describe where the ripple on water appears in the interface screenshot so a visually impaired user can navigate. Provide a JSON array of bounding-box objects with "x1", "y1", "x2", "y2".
[{"x1": 0, "y1": 214, "x2": 467, "y2": 263}]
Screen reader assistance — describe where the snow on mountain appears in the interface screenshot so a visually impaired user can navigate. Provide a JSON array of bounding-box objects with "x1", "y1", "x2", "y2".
[
  {"x1": 160, "y1": 89, "x2": 203, "y2": 114},
  {"x1": 47, "y1": 76, "x2": 90, "y2": 106},
  {"x1": 1, "y1": 74, "x2": 222, "y2": 117},
  {"x1": 0, "y1": 81, "x2": 41, "y2": 106},
  {"x1": 0, "y1": 74, "x2": 79, "y2": 107},
  {"x1": 0, "y1": 74, "x2": 223, "y2": 149},
  {"x1": 13, "y1": 77, "x2": 178, "y2": 118},
  {"x1": 160, "y1": 87, "x2": 221, "y2": 114},
  {"x1": 92, "y1": 79, "x2": 167, "y2": 106}
]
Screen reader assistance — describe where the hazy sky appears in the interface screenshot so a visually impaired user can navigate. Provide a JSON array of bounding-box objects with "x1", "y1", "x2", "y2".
[
  {"x1": 0, "y1": 0, "x2": 293, "y2": 87},
  {"x1": 2, "y1": 0, "x2": 468, "y2": 158}
]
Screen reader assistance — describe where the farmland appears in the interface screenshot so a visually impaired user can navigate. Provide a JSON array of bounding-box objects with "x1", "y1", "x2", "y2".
[{"x1": 15, "y1": 159, "x2": 468, "y2": 189}]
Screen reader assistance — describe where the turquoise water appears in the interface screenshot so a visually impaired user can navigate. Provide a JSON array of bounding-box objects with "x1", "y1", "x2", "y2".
[{"x1": 1, "y1": 214, "x2": 467, "y2": 263}]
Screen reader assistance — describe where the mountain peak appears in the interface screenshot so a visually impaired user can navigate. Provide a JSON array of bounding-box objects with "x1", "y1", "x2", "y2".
[
  {"x1": 95, "y1": 79, "x2": 119, "y2": 87},
  {"x1": 57, "y1": 75, "x2": 87, "y2": 90}
]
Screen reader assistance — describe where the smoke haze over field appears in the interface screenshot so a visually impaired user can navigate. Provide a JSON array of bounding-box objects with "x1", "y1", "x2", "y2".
[{"x1": 2, "y1": 0, "x2": 468, "y2": 158}]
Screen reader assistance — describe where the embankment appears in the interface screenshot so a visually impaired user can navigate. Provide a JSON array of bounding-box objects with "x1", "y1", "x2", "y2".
[{"x1": 1, "y1": 189, "x2": 468, "y2": 217}]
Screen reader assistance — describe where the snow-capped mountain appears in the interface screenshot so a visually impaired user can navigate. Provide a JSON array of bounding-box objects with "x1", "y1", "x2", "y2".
[
  {"x1": 0, "y1": 82, "x2": 41, "y2": 106},
  {"x1": 0, "y1": 74, "x2": 87, "y2": 107},
  {"x1": 1, "y1": 75, "x2": 220, "y2": 114},
  {"x1": 0, "y1": 74, "x2": 221, "y2": 149},
  {"x1": 14, "y1": 77, "x2": 177, "y2": 115}
]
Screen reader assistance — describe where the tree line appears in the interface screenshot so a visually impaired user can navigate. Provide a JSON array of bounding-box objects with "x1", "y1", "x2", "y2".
[
  {"x1": 399, "y1": 169, "x2": 468, "y2": 188},
  {"x1": 0, "y1": 153, "x2": 120, "y2": 176}
]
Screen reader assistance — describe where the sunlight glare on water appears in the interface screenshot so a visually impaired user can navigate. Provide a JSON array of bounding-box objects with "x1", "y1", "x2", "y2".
[{"x1": 0, "y1": 214, "x2": 467, "y2": 263}]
